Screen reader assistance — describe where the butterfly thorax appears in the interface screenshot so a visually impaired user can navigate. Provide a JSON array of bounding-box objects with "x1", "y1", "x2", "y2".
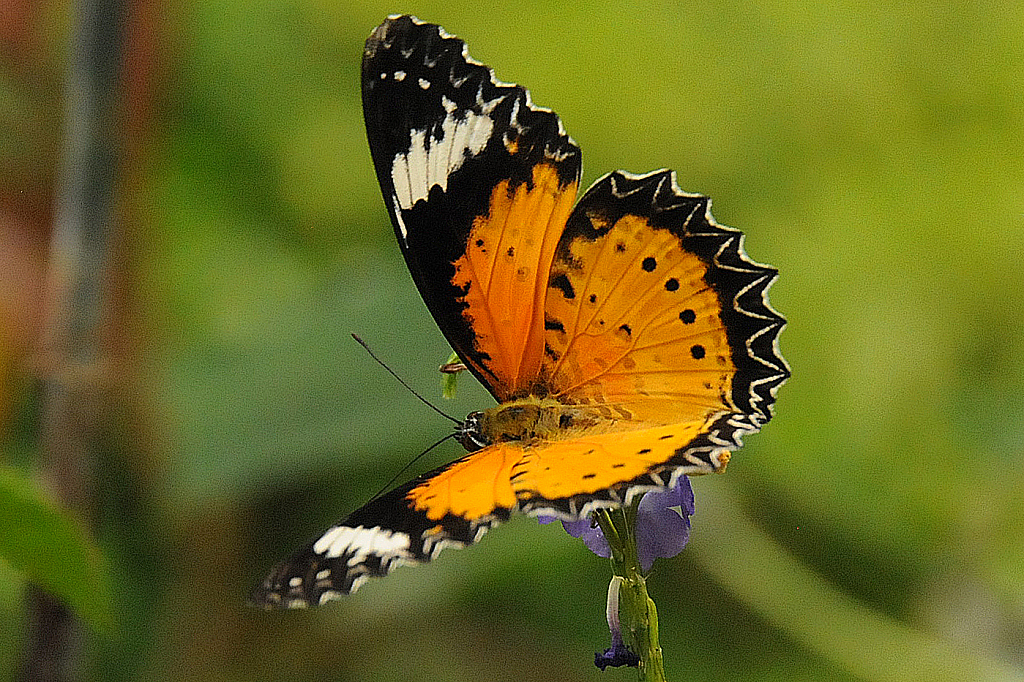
[{"x1": 455, "y1": 396, "x2": 607, "y2": 452}]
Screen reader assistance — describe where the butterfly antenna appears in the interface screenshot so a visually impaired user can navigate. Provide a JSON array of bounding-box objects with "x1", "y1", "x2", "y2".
[
  {"x1": 351, "y1": 333, "x2": 460, "y2": 424},
  {"x1": 367, "y1": 432, "x2": 456, "y2": 502}
]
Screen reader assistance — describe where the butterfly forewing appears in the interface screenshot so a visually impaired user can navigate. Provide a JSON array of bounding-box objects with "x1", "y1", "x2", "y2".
[
  {"x1": 250, "y1": 451, "x2": 516, "y2": 607},
  {"x1": 362, "y1": 15, "x2": 581, "y2": 401}
]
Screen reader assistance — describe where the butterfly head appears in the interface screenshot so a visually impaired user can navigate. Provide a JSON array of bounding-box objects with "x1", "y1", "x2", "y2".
[{"x1": 455, "y1": 411, "x2": 490, "y2": 451}]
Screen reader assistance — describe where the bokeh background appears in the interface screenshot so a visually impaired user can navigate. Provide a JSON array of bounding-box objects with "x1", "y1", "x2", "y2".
[{"x1": 2, "y1": 0, "x2": 1023, "y2": 680}]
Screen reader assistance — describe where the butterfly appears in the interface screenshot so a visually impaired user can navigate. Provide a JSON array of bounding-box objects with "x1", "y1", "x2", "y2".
[{"x1": 251, "y1": 14, "x2": 789, "y2": 608}]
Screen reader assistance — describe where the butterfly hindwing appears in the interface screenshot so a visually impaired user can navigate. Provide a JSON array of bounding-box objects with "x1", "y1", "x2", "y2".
[
  {"x1": 250, "y1": 415, "x2": 739, "y2": 607},
  {"x1": 362, "y1": 15, "x2": 581, "y2": 401},
  {"x1": 541, "y1": 170, "x2": 789, "y2": 435}
]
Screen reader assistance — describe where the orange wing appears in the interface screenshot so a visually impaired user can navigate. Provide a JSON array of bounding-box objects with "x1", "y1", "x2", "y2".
[
  {"x1": 402, "y1": 419, "x2": 729, "y2": 524},
  {"x1": 451, "y1": 161, "x2": 578, "y2": 399},
  {"x1": 253, "y1": 422, "x2": 726, "y2": 607},
  {"x1": 541, "y1": 170, "x2": 788, "y2": 438},
  {"x1": 362, "y1": 16, "x2": 580, "y2": 402}
]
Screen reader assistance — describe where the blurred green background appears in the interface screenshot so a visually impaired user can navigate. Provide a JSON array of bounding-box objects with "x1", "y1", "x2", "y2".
[{"x1": 2, "y1": 0, "x2": 1023, "y2": 680}]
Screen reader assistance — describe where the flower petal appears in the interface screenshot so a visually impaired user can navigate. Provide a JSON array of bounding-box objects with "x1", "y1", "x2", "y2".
[
  {"x1": 594, "y1": 644, "x2": 640, "y2": 670},
  {"x1": 561, "y1": 517, "x2": 611, "y2": 559},
  {"x1": 635, "y1": 477, "x2": 694, "y2": 571},
  {"x1": 537, "y1": 477, "x2": 695, "y2": 570}
]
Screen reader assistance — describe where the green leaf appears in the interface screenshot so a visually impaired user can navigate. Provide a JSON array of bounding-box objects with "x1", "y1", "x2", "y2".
[
  {"x1": 0, "y1": 465, "x2": 113, "y2": 633},
  {"x1": 440, "y1": 350, "x2": 465, "y2": 400}
]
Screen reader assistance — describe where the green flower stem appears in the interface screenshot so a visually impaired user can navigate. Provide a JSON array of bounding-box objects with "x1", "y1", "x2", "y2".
[{"x1": 597, "y1": 505, "x2": 669, "y2": 682}]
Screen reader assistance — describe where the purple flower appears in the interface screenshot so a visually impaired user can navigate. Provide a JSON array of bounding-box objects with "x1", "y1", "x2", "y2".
[
  {"x1": 540, "y1": 476, "x2": 695, "y2": 572},
  {"x1": 594, "y1": 577, "x2": 640, "y2": 670},
  {"x1": 594, "y1": 641, "x2": 640, "y2": 671}
]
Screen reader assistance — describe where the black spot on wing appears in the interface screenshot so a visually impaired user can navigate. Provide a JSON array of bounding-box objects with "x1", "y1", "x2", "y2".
[
  {"x1": 545, "y1": 317, "x2": 565, "y2": 333},
  {"x1": 549, "y1": 273, "x2": 576, "y2": 300}
]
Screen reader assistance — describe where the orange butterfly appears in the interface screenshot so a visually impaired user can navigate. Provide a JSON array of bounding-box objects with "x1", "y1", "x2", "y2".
[{"x1": 251, "y1": 15, "x2": 788, "y2": 608}]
